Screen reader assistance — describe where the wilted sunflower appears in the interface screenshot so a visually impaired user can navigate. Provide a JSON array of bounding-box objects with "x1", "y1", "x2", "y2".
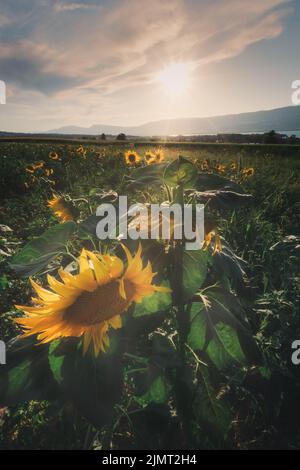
[
  {"x1": 48, "y1": 195, "x2": 74, "y2": 222},
  {"x1": 242, "y1": 167, "x2": 255, "y2": 177},
  {"x1": 154, "y1": 149, "x2": 164, "y2": 163},
  {"x1": 49, "y1": 151, "x2": 60, "y2": 161},
  {"x1": 125, "y1": 150, "x2": 140, "y2": 165},
  {"x1": 203, "y1": 230, "x2": 222, "y2": 254},
  {"x1": 144, "y1": 151, "x2": 155, "y2": 164},
  {"x1": 15, "y1": 245, "x2": 170, "y2": 357}
]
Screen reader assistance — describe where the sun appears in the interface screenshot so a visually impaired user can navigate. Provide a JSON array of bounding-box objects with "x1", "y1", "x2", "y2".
[{"x1": 156, "y1": 63, "x2": 191, "y2": 97}]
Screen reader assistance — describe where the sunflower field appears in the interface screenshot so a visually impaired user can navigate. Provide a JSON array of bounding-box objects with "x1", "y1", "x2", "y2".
[{"x1": 0, "y1": 141, "x2": 300, "y2": 450}]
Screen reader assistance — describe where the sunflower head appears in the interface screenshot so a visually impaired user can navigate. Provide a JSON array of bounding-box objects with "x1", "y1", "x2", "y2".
[
  {"x1": 48, "y1": 195, "x2": 75, "y2": 222},
  {"x1": 45, "y1": 168, "x2": 54, "y2": 177},
  {"x1": 15, "y1": 245, "x2": 170, "y2": 357},
  {"x1": 203, "y1": 230, "x2": 222, "y2": 254},
  {"x1": 34, "y1": 162, "x2": 44, "y2": 170},
  {"x1": 215, "y1": 163, "x2": 225, "y2": 173},
  {"x1": 229, "y1": 161, "x2": 237, "y2": 171},
  {"x1": 144, "y1": 151, "x2": 155, "y2": 164},
  {"x1": 76, "y1": 145, "x2": 84, "y2": 154},
  {"x1": 201, "y1": 159, "x2": 210, "y2": 171},
  {"x1": 125, "y1": 150, "x2": 140, "y2": 165},
  {"x1": 49, "y1": 152, "x2": 60, "y2": 161},
  {"x1": 242, "y1": 167, "x2": 255, "y2": 177},
  {"x1": 154, "y1": 149, "x2": 164, "y2": 163},
  {"x1": 26, "y1": 165, "x2": 35, "y2": 174}
]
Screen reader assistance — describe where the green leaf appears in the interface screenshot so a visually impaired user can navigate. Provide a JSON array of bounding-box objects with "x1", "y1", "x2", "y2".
[
  {"x1": 196, "y1": 173, "x2": 244, "y2": 192},
  {"x1": 130, "y1": 334, "x2": 174, "y2": 405},
  {"x1": 143, "y1": 375, "x2": 169, "y2": 404},
  {"x1": 187, "y1": 303, "x2": 207, "y2": 350},
  {"x1": 182, "y1": 249, "x2": 208, "y2": 300},
  {"x1": 128, "y1": 163, "x2": 168, "y2": 188},
  {"x1": 9, "y1": 221, "x2": 77, "y2": 277},
  {"x1": 0, "y1": 275, "x2": 9, "y2": 290},
  {"x1": 77, "y1": 215, "x2": 99, "y2": 240},
  {"x1": 133, "y1": 280, "x2": 172, "y2": 317},
  {"x1": 190, "y1": 190, "x2": 253, "y2": 210},
  {"x1": 193, "y1": 365, "x2": 232, "y2": 442},
  {"x1": 0, "y1": 336, "x2": 59, "y2": 406},
  {"x1": 151, "y1": 333, "x2": 179, "y2": 368},
  {"x1": 188, "y1": 289, "x2": 261, "y2": 369},
  {"x1": 164, "y1": 156, "x2": 198, "y2": 188},
  {"x1": 188, "y1": 288, "x2": 261, "y2": 369},
  {"x1": 270, "y1": 235, "x2": 300, "y2": 254},
  {"x1": 49, "y1": 336, "x2": 123, "y2": 428},
  {"x1": 206, "y1": 322, "x2": 246, "y2": 369},
  {"x1": 213, "y1": 241, "x2": 247, "y2": 290}
]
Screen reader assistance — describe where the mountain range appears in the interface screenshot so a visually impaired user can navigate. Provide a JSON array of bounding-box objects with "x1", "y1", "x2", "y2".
[{"x1": 47, "y1": 105, "x2": 300, "y2": 136}]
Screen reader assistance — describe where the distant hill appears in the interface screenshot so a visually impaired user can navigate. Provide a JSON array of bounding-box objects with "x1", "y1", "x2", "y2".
[{"x1": 47, "y1": 105, "x2": 300, "y2": 136}]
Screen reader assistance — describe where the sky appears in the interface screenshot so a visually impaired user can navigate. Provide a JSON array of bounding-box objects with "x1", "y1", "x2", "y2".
[{"x1": 0, "y1": 0, "x2": 299, "y2": 132}]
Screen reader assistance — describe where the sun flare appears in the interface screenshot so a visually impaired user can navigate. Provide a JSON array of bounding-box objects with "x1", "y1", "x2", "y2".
[{"x1": 156, "y1": 63, "x2": 191, "y2": 97}]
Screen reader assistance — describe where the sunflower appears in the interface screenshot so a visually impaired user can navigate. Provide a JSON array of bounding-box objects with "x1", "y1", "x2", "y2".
[
  {"x1": 45, "y1": 168, "x2": 54, "y2": 177},
  {"x1": 15, "y1": 245, "x2": 170, "y2": 357},
  {"x1": 76, "y1": 145, "x2": 84, "y2": 154},
  {"x1": 215, "y1": 163, "x2": 225, "y2": 173},
  {"x1": 144, "y1": 151, "x2": 155, "y2": 164},
  {"x1": 242, "y1": 167, "x2": 255, "y2": 177},
  {"x1": 154, "y1": 149, "x2": 164, "y2": 163},
  {"x1": 229, "y1": 161, "x2": 237, "y2": 171},
  {"x1": 49, "y1": 151, "x2": 60, "y2": 161},
  {"x1": 203, "y1": 230, "x2": 222, "y2": 254},
  {"x1": 125, "y1": 150, "x2": 140, "y2": 165},
  {"x1": 34, "y1": 161, "x2": 44, "y2": 170},
  {"x1": 25, "y1": 165, "x2": 35, "y2": 174},
  {"x1": 201, "y1": 159, "x2": 210, "y2": 171},
  {"x1": 48, "y1": 195, "x2": 74, "y2": 222}
]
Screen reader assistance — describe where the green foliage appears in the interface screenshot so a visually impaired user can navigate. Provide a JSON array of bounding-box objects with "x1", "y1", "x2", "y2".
[
  {"x1": 182, "y1": 249, "x2": 208, "y2": 300},
  {"x1": 190, "y1": 190, "x2": 253, "y2": 210},
  {"x1": 49, "y1": 337, "x2": 123, "y2": 428},
  {"x1": 128, "y1": 162, "x2": 168, "y2": 187},
  {"x1": 196, "y1": 173, "x2": 244, "y2": 192},
  {"x1": 192, "y1": 365, "x2": 232, "y2": 444},
  {"x1": 1, "y1": 141, "x2": 299, "y2": 449},
  {"x1": 0, "y1": 337, "x2": 59, "y2": 406},
  {"x1": 133, "y1": 281, "x2": 172, "y2": 317},
  {"x1": 188, "y1": 289, "x2": 261, "y2": 370},
  {"x1": 164, "y1": 156, "x2": 198, "y2": 188},
  {"x1": 9, "y1": 221, "x2": 77, "y2": 276}
]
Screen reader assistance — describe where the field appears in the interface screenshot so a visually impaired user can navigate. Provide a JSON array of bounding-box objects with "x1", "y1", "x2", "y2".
[{"x1": 0, "y1": 140, "x2": 300, "y2": 450}]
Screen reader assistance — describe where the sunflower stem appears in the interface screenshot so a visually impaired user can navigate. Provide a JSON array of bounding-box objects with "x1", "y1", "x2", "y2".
[{"x1": 171, "y1": 184, "x2": 194, "y2": 448}]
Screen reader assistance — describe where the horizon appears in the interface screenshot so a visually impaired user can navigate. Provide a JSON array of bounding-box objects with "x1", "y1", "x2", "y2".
[
  {"x1": 0, "y1": 0, "x2": 299, "y2": 132},
  {"x1": 1, "y1": 102, "x2": 300, "y2": 135}
]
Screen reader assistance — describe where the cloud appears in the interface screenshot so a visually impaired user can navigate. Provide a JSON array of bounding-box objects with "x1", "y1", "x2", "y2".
[
  {"x1": 0, "y1": 0, "x2": 294, "y2": 131},
  {"x1": 0, "y1": 0, "x2": 292, "y2": 96},
  {"x1": 0, "y1": 14, "x2": 10, "y2": 26},
  {"x1": 54, "y1": 2, "x2": 101, "y2": 13}
]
